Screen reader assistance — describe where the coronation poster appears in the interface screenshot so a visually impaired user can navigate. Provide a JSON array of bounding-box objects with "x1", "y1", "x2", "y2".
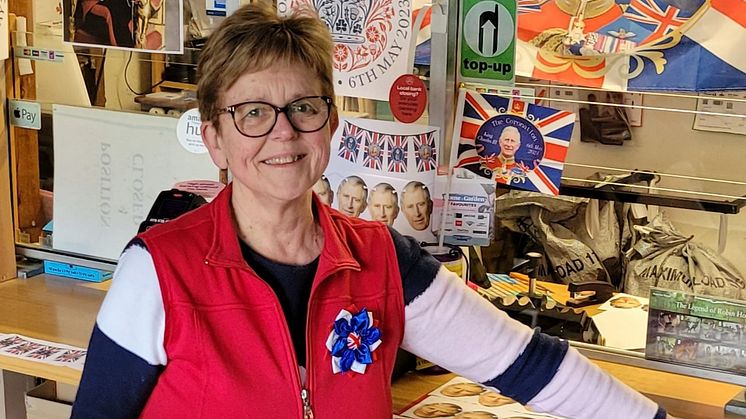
[{"x1": 278, "y1": 0, "x2": 413, "y2": 100}]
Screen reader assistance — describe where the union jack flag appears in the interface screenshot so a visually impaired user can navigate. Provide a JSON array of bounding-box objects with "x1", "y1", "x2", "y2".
[
  {"x1": 55, "y1": 349, "x2": 87, "y2": 363},
  {"x1": 626, "y1": 0, "x2": 688, "y2": 43},
  {"x1": 414, "y1": 131, "x2": 437, "y2": 172},
  {"x1": 518, "y1": 0, "x2": 548, "y2": 14},
  {"x1": 454, "y1": 90, "x2": 574, "y2": 196},
  {"x1": 363, "y1": 131, "x2": 384, "y2": 170},
  {"x1": 386, "y1": 134, "x2": 408, "y2": 173},
  {"x1": 27, "y1": 346, "x2": 58, "y2": 360},
  {"x1": 337, "y1": 121, "x2": 364, "y2": 163},
  {"x1": 516, "y1": 1, "x2": 745, "y2": 91},
  {"x1": 0, "y1": 336, "x2": 24, "y2": 348}
]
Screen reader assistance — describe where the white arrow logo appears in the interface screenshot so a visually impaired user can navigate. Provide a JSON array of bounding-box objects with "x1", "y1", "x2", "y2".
[
  {"x1": 478, "y1": 5, "x2": 499, "y2": 55},
  {"x1": 463, "y1": 1, "x2": 514, "y2": 58}
]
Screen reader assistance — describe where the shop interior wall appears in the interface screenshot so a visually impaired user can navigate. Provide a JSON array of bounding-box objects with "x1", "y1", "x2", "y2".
[
  {"x1": 103, "y1": 51, "x2": 149, "y2": 112},
  {"x1": 564, "y1": 93, "x2": 746, "y2": 275}
]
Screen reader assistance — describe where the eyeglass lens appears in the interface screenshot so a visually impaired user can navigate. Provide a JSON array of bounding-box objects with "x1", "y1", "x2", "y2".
[{"x1": 232, "y1": 96, "x2": 330, "y2": 137}]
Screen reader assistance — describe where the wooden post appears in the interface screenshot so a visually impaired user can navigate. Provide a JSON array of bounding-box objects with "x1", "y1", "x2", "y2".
[
  {"x1": 7, "y1": 2, "x2": 42, "y2": 244},
  {"x1": 0, "y1": 68, "x2": 15, "y2": 282}
]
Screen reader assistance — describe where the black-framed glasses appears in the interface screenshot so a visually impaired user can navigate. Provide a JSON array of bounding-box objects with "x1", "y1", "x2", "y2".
[{"x1": 219, "y1": 96, "x2": 333, "y2": 138}]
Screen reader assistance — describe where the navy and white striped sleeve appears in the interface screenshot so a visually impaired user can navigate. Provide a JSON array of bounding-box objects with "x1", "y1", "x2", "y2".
[
  {"x1": 389, "y1": 228, "x2": 666, "y2": 419},
  {"x1": 72, "y1": 240, "x2": 166, "y2": 419}
]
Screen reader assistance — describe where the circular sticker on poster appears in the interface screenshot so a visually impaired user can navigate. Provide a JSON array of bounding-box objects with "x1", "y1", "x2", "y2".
[
  {"x1": 475, "y1": 115, "x2": 544, "y2": 184},
  {"x1": 176, "y1": 108, "x2": 207, "y2": 154},
  {"x1": 389, "y1": 74, "x2": 428, "y2": 123}
]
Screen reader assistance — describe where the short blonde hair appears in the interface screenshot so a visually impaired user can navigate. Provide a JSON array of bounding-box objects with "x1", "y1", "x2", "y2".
[{"x1": 197, "y1": 1, "x2": 335, "y2": 127}]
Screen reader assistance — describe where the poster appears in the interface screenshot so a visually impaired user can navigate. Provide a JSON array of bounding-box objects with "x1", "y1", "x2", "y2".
[
  {"x1": 0, "y1": 0, "x2": 8, "y2": 60},
  {"x1": 320, "y1": 118, "x2": 438, "y2": 243},
  {"x1": 433, "y1": 177, "x2": 495, "y2": 246},
  {"x1": 459, "y1": 0, "x2": 517, "y2": 84},
  {"x1": 694, "y1": 91, "x2": 746, "y2": 136},
  {"x1": 515, "y1": 0, "x2": 746, "y2": 92},
  {"x1": 53, "y1": 105, "x2": 219, "y2": 260},
  {"x1": 452, "y1": 89, "x2": 574, "y2": 195},
  {"x1": 277, "y1": 0, "x2": 413, "y2": 101},
  {"x1": 63, "y1": 0, "x2": 184, "y2": 53},
  {"x1": 646, "y1": 288, "x2": 746, "y2": 375}
]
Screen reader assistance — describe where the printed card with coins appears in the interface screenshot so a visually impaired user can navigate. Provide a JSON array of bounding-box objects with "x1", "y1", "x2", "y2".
[
  {"x1": 646, "y1": 288, "x2": 746, "y2": 375},
  {"x1": 398, "y1": 376, "x2": 566, "y2": 418}
]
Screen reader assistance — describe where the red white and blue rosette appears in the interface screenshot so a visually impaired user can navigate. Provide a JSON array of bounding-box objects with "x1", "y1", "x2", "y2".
[{"x1": 325, "y1": 307, "x2": 382, "y2": 374}]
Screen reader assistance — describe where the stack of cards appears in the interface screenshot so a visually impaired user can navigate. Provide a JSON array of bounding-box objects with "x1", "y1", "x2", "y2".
[
  {"x1": 592, "y1": 293, "x2": 650, "y2": 350},
  {"x1": 0, "y1": 333, "x2": 87, "y2": 369},
  {"x1": 398, "y1": 376, "x2": 566, "y2": 418}
]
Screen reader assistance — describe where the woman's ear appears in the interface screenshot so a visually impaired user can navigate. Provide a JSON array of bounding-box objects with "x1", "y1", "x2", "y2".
[
  {"x1": 201, "y1": 120, "x2": 229, "y2": 170},
  {"x1": 329, "y1": 108, "x2": 340, "y2": 134}
]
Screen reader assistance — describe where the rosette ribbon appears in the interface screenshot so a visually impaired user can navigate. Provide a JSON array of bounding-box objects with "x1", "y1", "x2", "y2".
[{"x1": 325, "y1": 307, "x2": 382, "y2": 374}]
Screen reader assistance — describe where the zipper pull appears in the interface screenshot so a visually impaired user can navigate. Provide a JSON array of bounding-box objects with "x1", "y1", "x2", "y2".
[{"x1": 301, "y1": 388, "x2": 314, "y2": 419}]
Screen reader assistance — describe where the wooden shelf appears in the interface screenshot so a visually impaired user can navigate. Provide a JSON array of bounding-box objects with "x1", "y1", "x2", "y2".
[
  {"x1": 0, "y1": 274, "x2": 108, "y2": 384},
  {"x1": 158, "y1": 80, "x2": 197, "y2": 91}
]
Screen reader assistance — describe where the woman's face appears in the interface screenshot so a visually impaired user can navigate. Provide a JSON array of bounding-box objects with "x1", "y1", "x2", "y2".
[{"x1": 202, "y1": 63, "x2": 337, "y2": 206}]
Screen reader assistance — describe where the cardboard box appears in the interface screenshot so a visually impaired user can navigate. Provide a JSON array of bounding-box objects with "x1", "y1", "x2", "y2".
[{"x1": 25, "y1": 381, "x2": 72, "y2": 419}]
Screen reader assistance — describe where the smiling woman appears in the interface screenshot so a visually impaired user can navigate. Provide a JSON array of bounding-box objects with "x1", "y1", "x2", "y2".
[{"x1": 71, "y1": 3, "x2": 675, "y2": 419}]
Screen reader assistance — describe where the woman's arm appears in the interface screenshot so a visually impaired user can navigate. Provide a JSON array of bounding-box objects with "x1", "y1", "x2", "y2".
[
  {"x1": 72, "y1": 241, "x2": 166, "y2": 418},
  {"x1": 389, "y1": 228, "x2": 667, "y2": 419}
]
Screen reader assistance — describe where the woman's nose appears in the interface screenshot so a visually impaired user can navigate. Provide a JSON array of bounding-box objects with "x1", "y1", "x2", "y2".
[{"x1": 268, "y1": 112, "x2": 297, "y2": 141}]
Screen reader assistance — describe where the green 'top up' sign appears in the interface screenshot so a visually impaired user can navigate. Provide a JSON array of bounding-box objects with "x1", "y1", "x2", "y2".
[{"x1": 459, "y1": 0, "x2": 517, "y2": 85}]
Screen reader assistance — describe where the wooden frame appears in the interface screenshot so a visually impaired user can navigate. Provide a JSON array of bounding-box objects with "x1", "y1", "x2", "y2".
[
  {"x1": 6, "y1": 3, "x2": 41, "y2": 246},
  {"x1": 1, "y1": 69, "x2": 14, "y2": 281},
  {"x1": 2, "y1": 3, "x2": 40, "y2": 280}
]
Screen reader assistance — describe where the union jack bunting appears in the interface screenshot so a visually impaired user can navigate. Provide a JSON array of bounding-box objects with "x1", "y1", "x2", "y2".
[
  {"x1": 337, "y1": 121, "x2": 364, "y2": 163},
  {"x1": 363, "y1": 131, "x2": 385, "y2": 170},
  {"x1": 414, "y1": 131, "x2": 437, "y2": 172},
  {"x1": 386, "y1": 134, "x2": 408, "y2": 173},
  {"x1": 453, "y1": 90, "x2": 574, "y2": 196}
]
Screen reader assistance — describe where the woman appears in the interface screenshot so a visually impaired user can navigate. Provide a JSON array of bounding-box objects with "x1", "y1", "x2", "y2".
[{"x1": 72, "y1": 3, "x2": 673, "y2": 419}]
